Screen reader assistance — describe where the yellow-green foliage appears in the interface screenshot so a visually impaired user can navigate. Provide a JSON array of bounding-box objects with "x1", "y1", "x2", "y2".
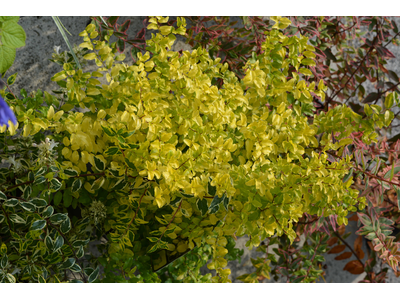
[{"x1": 10, "y1": 16, "x2": 393, "y2": 282}]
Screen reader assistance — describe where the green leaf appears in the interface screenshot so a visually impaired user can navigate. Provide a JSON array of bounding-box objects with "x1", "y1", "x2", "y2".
[
  {"x1": 31, "y1": 220, "x2": 46, "y2": 231},
  {"x1": 111, "y1": 178, "x2": 126, "y2": 190},
  {"x1": 42, "y1": 206, "x2": 54, "y2": 218},
  {"x1": 124, "y1": 158, "x2": 137, "y2": 170},
  {"x1": 0, "y1": 45, "x2": 16, "y2": 74},
  {"x1": 147, "y1": 236, "x2": 159, "y2": 243},
  {"x1": 60, "y1": 218, "x2": 71, "y2": 234},
  {"x1": 94, "y1": 156, "x2": 105, "y2": 171},
  {"x1": 88, "y1": 266, "x2": 100, "y2": 283},
  {"x1": 117, "y1": 136, "x2": 126, "y2": 144},
  {"x1": 196, "y1": 198, "x2": 208, "y2": 216},
  {"x1": 71, "y1": 178, "x2": 82, "y2": 193},
  {"x1": 5, "y1": 273, "x2": 16, "y2": 283},
  {"x1": 4, "y1": 198, "x2": 19, "y2": 207},
  {"x1": 1, "y1": 255, "x2": 8, "y2": 268},
  {"x1": 120, "y1": 131, "x2": 135, "y2": 138},
  {"x1": 223, "y1": 195, "x2": 230, "y2": 210},
  {"x1": 72, "y1": 238, "x2": 90, "y2": 248},
  {"x1": 342, "y1": 168, "x2": 353, "y2": 183},
  {"x1": 105, "y1": 146, "x2": 121, "y2": 156},
  {"x1": 34, "y1": 176, "x2": 46, "y2": 185},
  {"x1": 28, "y1": 171, "x2": 35, "y2": 182},
  {"x1": 248, "y1": 210, "x2": 260, "y2": 221},
  {"x1": 70, "y1": 263, "x2": 82, "y2": 272},
  {"x1": 45, "y1": 235, "x2": 53, "y2": 251},
  {"x1": 61, "y1": 258, "x2": 75, "y2": 269},
  {"x1": 9, "y1": 214, "x2": 25, "y2": 224},
  {"x1": 50, "y1": 178, "x2": 62, "y2": 191},
  {"x1": 208, "y1": 178, "x2": 216, "y2": 196},
  {"x1": 76, "y1": 246, "x2": 84, "y2": 258},
  {"x1": 35, "y1": 167, "x2": 47, "y2": 177},
  {"x1": 1, "y1": 21, "x2": 26, "y2": 48},
  {"x1": 49, "y1": 213, "x2": 68, "y2": 224},
  {"x1": 38, "y1": 275, "x2": 46, "y2": 283},
  {"x1": 63, "y1": 188, "x2": 73, "y2": 208},
  {"x1": 20, "y1": 202, "x2": 36, "y2": 212},
  {"x1": 53, "y1": 191, "x2": 62, "y2": 206},
  {"x1": 53, "y1": 236, "x2": 64, "y2": 252},
  {"x1": 91, "y1": 177, "x2": 105, "y2": 190},
  {"x1": 147, "y1": 242, "x2": 160, "y2": 253},
  {"x1": 181, "y1": 192, "x2": 194, "y2": 198},
  {"x1": 30, "y1": 198, "x2": 47, "y2": 208},
  {"x1": 108, "y1": 168, "x2": 122, "y2": 178},
  {"x1": 101, "y1": 125, "x2": 115, "y2": 137},
  {"x1": 7, "y1": 72, "x2": 17, "y2": 85},
  {"x1": 0, "y1": 17, "x2": 19, "y2": 22},
  {"x1": 209, "y1": 193, "x2": 227, "y2": 214},
  {"x1": 0, "y1": 191, "x2": 7, "y2": 201},
  {"x1": 64, "y1": 169, "x2": 78, "y2": 177}
]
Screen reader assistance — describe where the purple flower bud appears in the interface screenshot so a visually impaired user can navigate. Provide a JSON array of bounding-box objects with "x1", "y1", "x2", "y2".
[{"x1": 0, "y1": 95, "x2": 17, "y2": 127}]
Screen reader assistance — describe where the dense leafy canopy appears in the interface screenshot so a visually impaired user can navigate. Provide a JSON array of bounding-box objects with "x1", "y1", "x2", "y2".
[{"x1": 0, "y1": 16, "x2": 395, "y2": 283}]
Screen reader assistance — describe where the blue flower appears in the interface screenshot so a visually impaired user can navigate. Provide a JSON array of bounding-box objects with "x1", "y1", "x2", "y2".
[{"x1": 0, "y1": 95, "x2": 17, "y2": 127}]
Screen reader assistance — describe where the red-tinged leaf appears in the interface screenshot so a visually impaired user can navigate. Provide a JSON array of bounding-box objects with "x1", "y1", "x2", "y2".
[
  {"x1": 343, "y1": 260, "x2": 364, "y2": 274},
  {"x1": 335, "y1": 252, "x2": 352, "y2": 260},
  {"x1": 292, "y1": 276, "x2": 306, "y2": 283},
  {"x1": 106, "y1": 16, "x2": 119, "y2": 27},
  {"x1": 356, "y1": 226, "x2": 371, "y2": 236},
  {"x1": 363, "y1": 92, "x2": 380, "y2": 103},
  {"x1": 327, "y1": 237, "x2": 338, "y2": 246},
  {"x1": 323, "y1": 48, "x2": 337, "y2": 61},
  {"x1": 320, "y1": 224, "x2": 330, "y2": 236},
  {"x1": 117, "y1": 20, "x2": 131, "y2": 33},
  {"x1": 378, "y1": 46, "x2": 395, "y2": 59},
  {"x1": 116, "y1": 39, "x2": 125, "y2": 53},
  {"x1": 136, "y1": 28, "x2": 146, "y2": 39},
  {"x1": 379, "y1": 64, "x2": 389, "y2": 74},
  {"x1": 329, "y1": 215, "x2": 337, "y2": 232},
  {"x1": 392, "y1": 20, "x2": 399, "y2": 33},
  {"x1": 328, "y1": 245, "x2": 346, "y2": 254},
  {"x1": 374, "y1": 243, "x2": 384, "y2": 251},
  {"x1": 368, "y1": 206, "x2": 378, "y2": 226},
  {"x1": 388, "y1": 70, "x2": 400, "y2": 82},
  {"x1": 357, "y1": 212, "x2": 372, "y2": 226},
  {"x1": 395, "y1": 186, "x2": 400, "y2": 211}
]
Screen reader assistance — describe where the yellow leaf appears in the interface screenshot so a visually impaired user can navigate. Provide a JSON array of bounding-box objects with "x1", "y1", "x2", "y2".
[
  {"x1": 32, "y1": 118, "x2": 47, "y2": 130},
  {"x1": 47, "y1": 106, "x2": 54, "y2": 120},
  {"x1": 83, "y1": 53, "x2": 97, "y2": 60},
  {"x1": 53, "y1": 111, "x2": 64, "y2": 121},
  {"x1": 277, "y1": 102, "x2": 286, "y2": 114},
  {"x1": 86, "y1": 88, "x2": 101, "y2": 95}
]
